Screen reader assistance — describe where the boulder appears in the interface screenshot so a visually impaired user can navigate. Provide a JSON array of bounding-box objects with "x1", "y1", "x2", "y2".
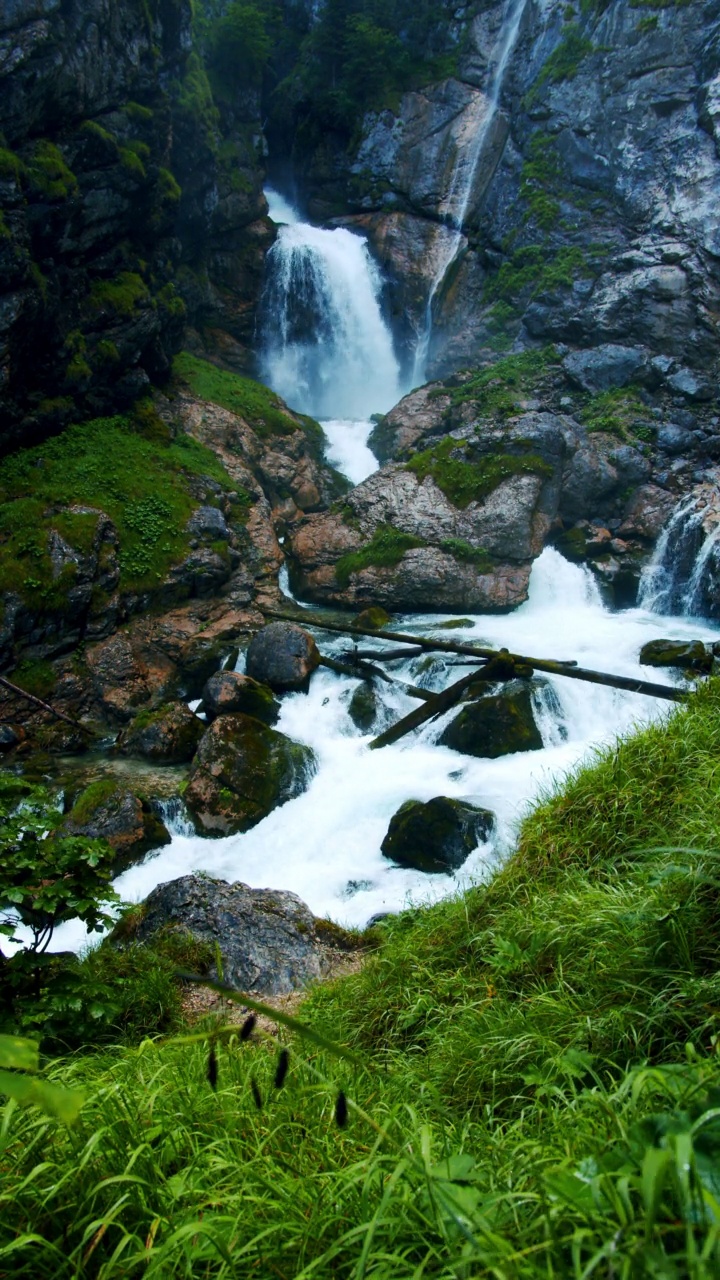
[
  {"x1": 562, "y1": 344, "x2": 649, "y2": 394},
  {"x1": 136, "y1": 874, "x2": 342, "y2": 995},
  {"x1": 201, "y1": 671, "x2": 280, "y2": 725},
  {"x1": 117, "y1": 701, "x2": 205, "y2": 764},
  {"x1": 381, "y1": 796, "x2": 494, "y2": 874},
  {"x1": 63, "y1": 778, "x2": 171, "y2": 870},
  {"x1": 185, "y1": 713, "x2": 316, "y2": 836},
  {"x1": 347, "y1": 682, "x2": 379, "y2": 732},
  {"x1": 0, "y1": 724, "x2": 25, "y2": 752},
  {"x1": 639, "y1": 639, "x2": 711, "y2": 671},
  {"x1": 245, "y1": 622, "x2": 321, "y2": 691},
  {"x1": 439, "y1": 682, "x2": 543, "y2": 758}
]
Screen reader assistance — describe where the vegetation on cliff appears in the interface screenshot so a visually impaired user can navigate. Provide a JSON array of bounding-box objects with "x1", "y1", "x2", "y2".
[{"x1": 2, "y1": 681, "x2": 720, "y2": 1274}]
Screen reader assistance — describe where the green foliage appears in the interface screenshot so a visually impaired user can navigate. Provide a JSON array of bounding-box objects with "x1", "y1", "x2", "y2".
[
  {"x1": 157, "y1": 165, "x2": 181, "y2": 202},
  {"x1": 26, "y1": 141, "x2": 78, "y2": 201},
  {"x1": 406, "y1": 436, "x2": 553, "y2": 508},
  {"x1": 11, "y1": 657, "x2": 57, "y2": 700},
  {"x1": 0, "y1": 146, "x2": 26, "y2": 183},
  {"x1": 526, "y1": 24, "x2": 595, "y2": 104},
  {"x1": 579, "y1": 385, "x2": 650, "y2": 439},
  {"x1": 88, "y1": 271, "x2": 150, "y2": 317},
  {"x1": 485, "y1": 243, "x2": 597, "y2": 305},
  {"x1": 173, "y1": 350, "x2": 304, "y2": 439},
  {"x1": 519, "y1": 132, "x2": 563, "y2": 229},
  {"x1": 439, "y1": 537, "x2": 493, "y2": 570},
  {"x1": 176, "y1": 48, "x2": 219, "y2": 146},
  {"x1": 207, "y1": 1, "x2": 274, "y2": 91},
  {"x1": 124, "y1": 100, "x2": 154, "y2": 123},
  {"x1": 335, "y1": 524, "x2": 425, "y2": 587},
  {"x1": 0, "y1": 411, "x2": 233, "y2": 598},
  {"x1": 119, "y1": 145, "x2": 147, "y2": 178},
  {"x1": 449, "y1": 347, "x2": 557, "y2": 413},
  {"x1": 0, "y1": 1035, "x2": 84, "y2": 1124}
]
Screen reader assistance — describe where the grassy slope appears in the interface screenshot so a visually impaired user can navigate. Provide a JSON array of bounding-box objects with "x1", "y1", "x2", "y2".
[{"x1": 3, "y1": 684, "x2": 720, "y2": 1275}]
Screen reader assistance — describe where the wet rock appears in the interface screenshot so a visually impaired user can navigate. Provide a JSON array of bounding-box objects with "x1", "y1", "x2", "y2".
[
  {"x1": 563, "y1": 345, "x2": 649, "y2": 394},
  {"x1": 639, "y1": 639, "x2": 711, "y2": 671},
  {"x1": 63, "y1": 778, "x2": 171, "y2": 871},
  {"x1": 656, "y1": 424, "x2": 696, "y2": 456},
  {"x1": 136, "y1": 874, "x2": 341, "y2": 995},
  {"x1": 355, "y1": 606, "x2": 391, "y2": 630},
  {"x1": 186, "y1": 506, "x2": 230, "y2": 541},
  {"x1": 117, "y1": 701, "x2": 205, "y2": 764},
  {"x1": 0, "y1": 724, "x2": 25, "y2": 752},
  {"x1": 185, "y1": 713, "x2": 316, "y2": 836},
  {"x1": 381, "y1": 797, "x2": 494, "y2": 874},
  {"x1": 245, "y1": 622, "x2": 321, "y2": 691},
  {"x1": 439, "y1": 682, "x2": 543, "y2": 758},
  {"x1": 347, "y1": 682, "x2": 379, "y2": 732},
  {"x1": 201, "y1": 671, "x2": 280, "y2": 725}
]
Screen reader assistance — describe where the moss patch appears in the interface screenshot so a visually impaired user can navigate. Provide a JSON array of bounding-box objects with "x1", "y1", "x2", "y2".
[
  {"x1": 335, "y1": 525, "x2": 426, "y2": 588},
  {"x1": 88, "y1": 272, "x2": 151, "y2": 318},
  {"x1": 448, "y1": 348, "x2": 557, "y2": 415},
  {"x1": 440, "y1": 538, "x2": 493, "y2": 571},
  {"x1": 173, "y1": 352, "x2": 304, "y2": 440},
  {"x1": 579, "y1": 386, "x2": 651, "y2": 440},
  {"x1": 26, "y1": 141, "x2": 77, "y2": 201},
  {"x1": 485, "y1": 245, "x2": 599, "y2": 307},
  {"x1": 406, "y1": 437, "x2": 553, "y2": 510}
]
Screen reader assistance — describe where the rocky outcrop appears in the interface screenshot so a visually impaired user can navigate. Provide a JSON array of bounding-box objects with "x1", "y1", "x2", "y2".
[
  {"x1": 117, "y1": 700, "x2": 204, "y2": 763},
  {"x1": 136, "y1": 873, "x2": 350, "y2": 995},
  {"x1": 381, "y1": 796, "x2": 494, "y2": 874},
  {"x1": 63, "y1": 777, "x2": 170, "y2": 870},
  {"x1": 245, "y1": 622, "x2": 321, "y2": 691},
  {"x1": 439, "y1": 681, "x2": 543, "y2": 759},
  {"x1": 185, "y1": 713, "x2": 316, "y2": 836},
  {"x1": 201, "y1": 671, "x2": 280, "y2": 725}
]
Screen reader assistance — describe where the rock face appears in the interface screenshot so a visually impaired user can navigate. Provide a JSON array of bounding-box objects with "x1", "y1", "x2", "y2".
[
  {"x1": 136, "y1": 874, "x2": 339, "y2": 994},
  {"x1": 245, "y1": 622, "x2": 321, "y2": 691},
  {"x1": 63, "y1": 778, "x2": 170, "y2": 870},
  {"x1": 201, "y1": 671, "x2": 280, "y2": 724},
  {"x1": 0, "y1": 0, "x2": 271, "y2": 446},
  {"x1": 118, "y1": 700, "x2": 204, "y2": 763},
  {"x1": 185, "y1": 713, "x2": 316, "y2": 836},
  {"x1": 439, "y1": 682, "x2": 543, "y2": 759},
  {"x1": 381, "y1": 797, "x2": 494, "y2": 875}
]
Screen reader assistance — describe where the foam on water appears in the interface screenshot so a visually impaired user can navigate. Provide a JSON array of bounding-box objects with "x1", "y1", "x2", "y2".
[
  {"x1": 42, "y1": 547, "x2": 720, "y2": 953},
  {"x1": 321, "y1": 418, "x2": 379, "y2": 485}
]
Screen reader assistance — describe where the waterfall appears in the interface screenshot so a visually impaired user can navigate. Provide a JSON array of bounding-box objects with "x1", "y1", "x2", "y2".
[
  {"x1": 259, "y1": 206, "x2": 401, "y2": 422},
  {"x1": 412, "y1": 0, "x2": 529, "y2": 386},
  {"x1": 639, "y1": 489, "x2": 720, "y2": 618}
]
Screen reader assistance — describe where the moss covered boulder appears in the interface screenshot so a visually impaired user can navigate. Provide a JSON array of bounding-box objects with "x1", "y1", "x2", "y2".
[
  {"x1": 117, "y1": 701, "x2": 205, "y2": 764},
  {"x1": 381, "y1": 797, "x2": 495, "y2": 874},
  {"x1": 63, "y1": 778, "x2": 171, "y2": 871},
  {"x1": 185, "y1": 713, "x2": 317, "y2": 836},
  {"x1": 639, "y1": 639, "x2": 712, "y2": 671},
  {"x1": 439, "y1": 682, "x2": 543, "y2": 758},
  {"x1": 201, "y1": 671, "x2": 280, "y2": 725},
  {"x1": 348, "y1": 682, "x2": 379, "y2": 732},
  {"x1": 245, "y1": 622, "x2": 320, "y2": 691}
]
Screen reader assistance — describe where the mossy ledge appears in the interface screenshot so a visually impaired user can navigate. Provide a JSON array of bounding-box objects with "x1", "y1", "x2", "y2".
[{"x1": 405, "y1": 435, "x2": 553, "y2": 509}]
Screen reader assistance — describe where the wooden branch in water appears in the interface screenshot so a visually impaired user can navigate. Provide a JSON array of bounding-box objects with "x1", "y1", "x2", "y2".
[
  {"x1": 0, "y1": 674, "x2": 95, "y2": 736},
  {"x1": 319, "y1": 654, "x2": 433, "y2": 702},
  {"x1": 342, "y1": 646, "x2": 423, "y2": 662},
  {"x1": 368, "y1": 667, "x2": 487, "y2": 750},
  {"x1": 264, "y1": 607, "x2": 686, "y2": 704}
]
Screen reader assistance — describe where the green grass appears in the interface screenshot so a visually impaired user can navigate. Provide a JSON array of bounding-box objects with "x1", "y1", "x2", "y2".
[
  {"x1": 335, "y1": 524, "x2": 425, "y2": 587},
  {"x1": 4, "y1": 683, "x2": 720, "y2": 1273},
  {"x1": 448, "y1": 347, "x2": 557, "y2": 414},
  {"x1": 0, "y1": 413, "x2": 235, "y2": 603},
  {"x1": 173, "y1": 351, "x2": 319, "y2": 445},
  {"x1": 526, "y1": 25, "x2": 595, "y2": 106},
  {"x1": 484, "y1": 244, "x2": 598, "y2": 306},
  {"x1": 406, "y1": 436, "x2": 553, "y2": 509},
  {"x1": 439, "y1": 537, "x2": 493, "y2": 570},
  {"x1": 26, "y1": 141, "x2": 78, "y2": 201},
  {"x1": 579, "y1": 386, "x2": 653, "y2": 440}
]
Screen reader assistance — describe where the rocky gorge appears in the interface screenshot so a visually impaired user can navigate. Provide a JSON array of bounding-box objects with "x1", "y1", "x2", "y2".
[{"x1": 2, "y1": 0, "x2": 720, "y2": 988}]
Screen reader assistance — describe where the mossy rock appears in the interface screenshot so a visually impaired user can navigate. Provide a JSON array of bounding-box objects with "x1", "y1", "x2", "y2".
[
  {"x1": 439, "y1": 682, "x2": 543, "y2": 758},
  {"x1": 118, "y1": 701, "x2": 204, "y2": 764},
  {"x1": 639, "y1": 639, "x2": 711, "y2": 672},
  {"x1": 201, "y1": 672, "x2": 280, "y2": 725},
  {"x1": 185, "y1": 713, "x2": 317, "y2": 836},
  {"x1": 355, "y1": 606, "x2": 391, "y2": 630},
  {"x1": 381, "y1": 797, "x2": 495, "y2": 875},
  {"x1": 553, "y1": 526, "x2": 588, "y2": 562},
  {"x1": 64, "y1": 777, "x2": 171, "y2": 872},
  {"x1": 348, "y1": 682, "x2": 379, "y2": 732}
]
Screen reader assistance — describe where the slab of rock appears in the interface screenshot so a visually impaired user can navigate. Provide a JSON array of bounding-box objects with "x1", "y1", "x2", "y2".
[
  {"x1": 63, "y1": 779, "x2": 171, "y2": 871},
  {"x1": 118, "y1": 701, "x2": 204, "y2": 764},
  {"x1": 562, "y1": 344, "x2": 649, "y2": 394},
  {"x1": 439, "y1": 682, "x2": 543, "y2": 758},
  {"x1": 136, "y1": 874, "x2": 341, "y2": 995},
  {"x1": 639, "y1": 639, "x2": 711, "y2": 671},
  {"x1": 185, "y1": 713, "x2": 316, "y2": 836},
  {"x1": 245, "y1": 622, "x2": 321, "y2": 691},
  {"x1": 202, "y1": 671, "x2": 280, "y2": 724},
  {"x1": 381, "y1": 797, "x2": 494, "y2": 875}
]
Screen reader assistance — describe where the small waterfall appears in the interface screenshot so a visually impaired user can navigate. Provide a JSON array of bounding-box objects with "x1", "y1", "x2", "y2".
[
  {"x1": 639, "y1": 490, "x2": 720, "y2": 618},
  {"x1": 260, "y1": 206, "x2": 401, "y2": 421},
  {"x1": 155, "y1": 797, "x2": 195, "y2": 838},
  {"x1": 412, "y1": 0, "x2": 529, "y2": 386}
]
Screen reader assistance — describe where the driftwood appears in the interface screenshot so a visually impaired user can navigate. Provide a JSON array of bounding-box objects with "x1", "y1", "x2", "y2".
[
  {"x1": 0, "y1": 674, "x2": 95, "y2": 737},
  {"x1": 343, "y1": 646, "x2": 423, "y2": 662},
  {"x1": 319, "y1": 654, "x2": 433, "y2": 702},
  {"x1": 369, "y1": 667, "x2": 486, "y2": 749},
  {"x1": 263, "y1": 607, "x2": 687, "y2": 704}
]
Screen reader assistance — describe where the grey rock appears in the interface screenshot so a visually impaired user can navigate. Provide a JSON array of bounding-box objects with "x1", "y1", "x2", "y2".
[
  {"x1": 665, "y1": 368, "x2": 714, "y2": 402},
  {"x1": 563, "y1": 345, "x2": 649, "y2": 394},
  {"x1": 136, "y1": 874, "x2": 340, "y2": 995},
  {"x1": 186, "y1": 506, "x2": 230, "y2": 541},
  {"x1": 657, "y1": 423, "x2": 696, "y2": 456},
  {"x1": 245, "y1": 622, "x2": 321, "y2": 691}
]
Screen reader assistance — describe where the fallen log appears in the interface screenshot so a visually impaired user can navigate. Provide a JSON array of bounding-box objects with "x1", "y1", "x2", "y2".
[
  {"x1": 0, "y1": 674, "x2": 96, "y2": 737},
  {"x1": 368, "y1": 667, "x2": 486, "y2": 750},
  {"x1": 319, "y1": 654, "x2": 433, "y2": 702},
  {"x1": 262, "y1": 607, "x2": 686, "y2": 704},
  {"x1": 342, "y1": 646, "x2": 423, "y2": 662}
]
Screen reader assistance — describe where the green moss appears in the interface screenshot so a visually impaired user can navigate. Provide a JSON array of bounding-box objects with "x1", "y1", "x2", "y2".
[
  {"x1": 26, "y1": 141, "x2": 78, "y2": 201},
  {"x1": 119, "y1": 146, "x2": 147, "y2": 179},
  {"x1": 79, "y1": 121, "x2": 118, "y2": 150},
  {"x1": 485, "y1": 245, "x2": 597, "y2": 306},
  {"x1": 526, "y1": 25, "x2": 595, "y2": 105},
  {"x1": 0, "y1": 211, "x2": 10, "y2": 239},
  {"x1": 449, "y1": 348, "x2": 557, "y2": 415},
  {"x1": 65, "y1": 354, "x2": 92, "y2": 385},
  {"x1": 579, "y1": 386, "x2": 648, "y2": 439},
  {"x1": 124, "y1": 101, "x2": 154, "y2": 124},
  {"x1": 519, "y1": 134, "x2": 563, "y2": 230},
  {"x1": 176, "y1": 49, "x2": 219, "y2": 147},
  {"x1": 173, "y1": 351, "x2": 303, "y2": 439},
  {"x1": 636, "y1": 13, "x2": 658, "y2": 28},
  {"x1": 406, "y1": 437, "x2": 553, "y2": 509},
  {"x1": 10, "y1": 657, "x2": 57, "y2": 700},
  {"x1": 440, "y1": 538, "x2": 493, "y2": 571},
  {"x1": 88, "y1": 272, "x2": 151, "y2": 318},
  {"x1": 0, "y1": 412, "x2": 233, "y2": 601},
  {"x1": 156, "y1": 282, "x2": 186, "y2": 319},
  {"x1": 95, "y1": 339, "x2": 120, "y2": 367},
  {"x1": 335, "y1": 525, "x2": 425, "y2": 588},
  {"x1": 69, "y1": 777, "x2": 121, "y2": 826},
  {"x1": 0, "y1": 147, "x2": 26, "y2": 183},
  {"x1": 157, "y1": 167, "x2": 181, "y2": 203}
]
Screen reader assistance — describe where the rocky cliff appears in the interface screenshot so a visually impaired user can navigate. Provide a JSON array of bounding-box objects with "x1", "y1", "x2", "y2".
[{"x1": 0, "y1": 0, "x2": 271, "y2": 451}]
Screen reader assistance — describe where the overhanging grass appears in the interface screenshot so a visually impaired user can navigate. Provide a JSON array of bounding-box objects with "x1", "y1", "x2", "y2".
[
  {"x1": 406, "y1": 436, "x2": 553, "y2": 508},
  {"x1": 3, "y1": 683, "x2": 720, "y2": 1274},
  {"x1": 335, "y1": 524, "x2": 425, "y2": 587},
  {"x1": 173, "y1": 351, "x2": 322, "y2": 446}
]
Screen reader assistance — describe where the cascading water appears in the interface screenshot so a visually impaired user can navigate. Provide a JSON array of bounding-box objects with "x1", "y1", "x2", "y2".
[
  {"x1": 260, "y1": 188, "x2": 401, "y2": 483},
  {"x1": 411, "y1": 0, "x2": 529, "y2": 386},
  {"x1": 639, "y1": 488, "x2": 720, "y2": 618}
]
